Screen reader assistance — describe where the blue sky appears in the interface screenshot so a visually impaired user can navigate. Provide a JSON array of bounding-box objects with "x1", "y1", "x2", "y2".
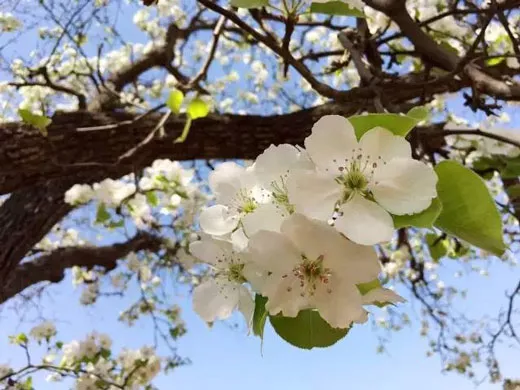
[
  {"x1": 1, "y1": 255, "x2": 519, "y2": 390},
  {"x1": 1, "y1": 1, "x2": 519, "y2": 389}
]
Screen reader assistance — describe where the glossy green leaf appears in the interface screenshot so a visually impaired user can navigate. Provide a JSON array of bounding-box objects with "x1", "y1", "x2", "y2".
[
  {"x1": 187, "y1": 97, "x2": 210, "y2": 120},
  {"x1": 166, "y1": 90, "x2": 184, "y2": 114},
  {"x1": 434, "y1": 161, "x2": 505, "y2": 256},
  {"x1": 95, "y1": 203, "x2": 111, "y2": 224},
  {"x1": 270, "y1": 310, "x2": 350, "y2": 349},
  {"x1": 18, "y1": 109, "x2": 52, "y2": 136},
  {"x1": 425, "y1": 233, "x2": 448, "y2": 261},
  {"x1": 252, "y1": 295, "x2": 268, "y2": 338},
  {"x1": 356, "y1": 279, "x2": 381, "y2": 295},
  {"x1": 348, "y1": 113, "x2": 420, "y2": 139},
  {"x1": 485, "y1": 57, "x2": 505, "y2": 66},
  {"x1": 393, "y1": 198, "x2": 443, "y2": 229},
  {"x1": 407, "y1": 106, "x2": 430, "y2": 121},
  {"x1": 310, "y1": 1, "x2": 365, "y2": 17},
  {"x1": 230, "y1": 0, "x2": 268, "y2": 8}
]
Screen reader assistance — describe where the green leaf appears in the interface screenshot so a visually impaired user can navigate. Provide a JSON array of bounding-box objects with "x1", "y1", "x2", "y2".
[
  {"x1": 18, "y1": 109, "x2": 52, "y2": 136},
  {"x1": 506, "y1": 183, "x2": 520, "y2": 200},
  {"x1": 392, "y1": 197, "x2": 443, "y2": 229},
  {"x1": 269, "y1": 310, "x2": 350, "y2": 349},
  {"x1": 407, "y1": 106, "x2": 430, "y2": 121},
  {"x1": 95, "y1": 203, "x2": 111, "y2": 224},
  {"x1": 501, "y1": 156, "x2": 520, "y2": 178},
  {"x1": 166, "y1": 90, "x2": 184, "y2": 114},
  {"x1": 434, "y1": 161, "x2": 505, "y2": 256},
  {"x1": 10, "y1": 333, "x2": 28, "y2": 345},
  {"x1": 187, "y1": 97, "x2": 209, "y2": 120},
  {"x1": 310, "y1": 1, "x2": 365, "y2": 17},
  {"x1": 146, "y1": 191, "x2": 159, "y2": 207},
  {"x1": 425, "y1": 233, "x2": 448, "y2": 261},
  {"x1": 252, "y1": 295, "x2": 268, "y2": 338},
  {"x1": 348, "y1": 113, "x2": 420, "y2": 139},
  {"x1": 230, "y1": 0, "x2": 268, "y2": 7},
  {"x1": 485, "y1": 57, "x2": 505, "y2": 66},
  {"x1": 22, "y1": 376, "x2": 33, "y2": 390},
  {"x1": 356, "y1": 279, "x2": 381, "y2": 295}
]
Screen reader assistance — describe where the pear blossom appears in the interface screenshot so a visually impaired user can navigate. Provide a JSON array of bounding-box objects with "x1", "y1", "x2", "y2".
[
  {"x1": 199, "y1": 162, "x2": 269, "y2": 236},
  {"x1": 189, "y1": 235, "x2": 254, "y2": 323},
  {"x1": 93, "y1": 179, "x2": 136, "y2": 207},
  {"x1": 64, "y1": 184, "x2": 94, "y2": 205},
  {"x1": 248, "y1": 213, "x2": 402, "y2": 328},
  {"x1": 29, "y1": 321, "x2": 57, "y2": 342},
  {"x1": 241, "y1": 144, "x2": 314, "y2": 236},
  {"x1": 288, "y1": 115, "x2": 438, "y2": 245}
]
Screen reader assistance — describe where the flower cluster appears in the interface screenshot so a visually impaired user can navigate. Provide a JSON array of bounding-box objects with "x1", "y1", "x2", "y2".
[
  {"x1": 29, "y1": 321, "x2": 57, "y2": 343},
  {"x1": 190, "y1": 115, "x2": 439, "y2": 329}
]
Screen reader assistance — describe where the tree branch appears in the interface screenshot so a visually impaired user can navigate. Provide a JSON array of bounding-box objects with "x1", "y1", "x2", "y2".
[{"x1": 0, "y1": 232, "x2": 162, "y2": 304}]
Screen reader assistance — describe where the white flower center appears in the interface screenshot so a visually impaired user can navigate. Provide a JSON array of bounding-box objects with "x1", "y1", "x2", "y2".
[
  {"x1": 270, "y1": 173, "x2": 295, "y2": 214},
  {"x1": 214, "y1": 252, "x2": 247, "y2": 284},
  {"x1": 327, "y1": 148, "x2": 385, "y2": 202},
  {"x1": 283, "y1": 254, "x2": 333, "y2": 297}
]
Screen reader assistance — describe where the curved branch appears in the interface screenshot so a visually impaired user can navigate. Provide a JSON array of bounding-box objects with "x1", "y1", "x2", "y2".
[{"x1": 0, "y1": 232, "x2": 162, "y2": 304}]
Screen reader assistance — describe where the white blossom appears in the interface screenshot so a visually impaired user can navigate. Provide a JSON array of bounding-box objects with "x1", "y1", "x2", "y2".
[{"x1": 288, "y1": 115, "x2": 438, "y2": 245}]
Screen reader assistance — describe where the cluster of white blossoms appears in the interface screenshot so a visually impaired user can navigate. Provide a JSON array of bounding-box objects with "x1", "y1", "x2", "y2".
[
  {"x1": 1, "y1": 326, "x2": 163, "y2": 389},
  {"x1": 190, "y1": 115, "x2": 439, "y2": 329},
  {"x1": 29, "y1": 321, "x2": 57, "y2": 343}
]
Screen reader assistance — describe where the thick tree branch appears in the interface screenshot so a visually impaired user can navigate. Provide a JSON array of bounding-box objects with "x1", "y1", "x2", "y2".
[{"x1": 0, "y1": 232, "x2": 162, "y2": 304}]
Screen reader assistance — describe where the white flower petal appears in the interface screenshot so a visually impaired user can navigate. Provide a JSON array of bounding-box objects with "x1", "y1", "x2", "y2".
[
  {"x1": 281, "y1": 214, "x2": 381, "y2": 283},
  {"x1": 287, "y1": 170, "x2": 340, "y2": 221},
  {"x1": 193, "y1": 278, "x2": 240, "y2": 322},
  {"x1": 237, "y1": 286, "x2": 255, "y2": 327},
  {"x1": 199, "y1": 205, "x2": 239, "y2": 236},
  {"x1": 264, "y1": 276, "x2": 310, "y2": 318},
  {"x1": 248, "y1": 230, "x2": 301, "y2": 275},
  {"x1": 242, "y1": 203, "x2": 287, "y2": 237},
  {"x1": 358, "y1": 127, "x2": 411, "y2": 163},
  {"x1": 305, "y1": 115, "x2": 358, "y2": 172},
  {"x1": 189, "y1": 237, "x2": 233, "y2": 267},
  {"x1": 254, "y1": 144, "x2": 314, "y2": 187},
  {"x1": 209, "y1": 162, "x2": 255, "y2": 204},
  {"x1": 230, "y1": 228, "x2": 249, "y2": 251},
  {"x1": 335, "y1": 194, "x2": 394, "y2": 245},
  {"x1": 361, "y1": 287, "x2": 405, "y2": 305},
  {"x1": 371, "y1": 158, "x2": 438, "y2": 215},
  {"x1": 313, "y1": 277, "x2": 368, "y2": 328}
]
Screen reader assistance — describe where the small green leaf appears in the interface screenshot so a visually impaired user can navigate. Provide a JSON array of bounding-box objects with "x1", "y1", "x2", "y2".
[
  {"x1": 22, "y1": 376, "x2": 33, "y2": 390},
  {"x1": 146, "y1": 191, "x2": 159, "y2": 207},
  {"x1": 166, "y1": 90, "x2": 184, "y2": 114},
  {"x1": 485, "y1": 57, "x2": 506, "y2": 66},
  {"x1": 269, "y1": 310, "x2": 350, "y2": 349},
  {"x1": 434, "y1": 161, "x2": 505, "y2": 256},
  {"x1": 252, "y1": 295, "x2": 268, "y2": 338},
  {"x1": 425, "y1": 233, "x2": 448, "y2": 261},
  {"x1": 18, "y1": 109, "x2": 52, "y2": 136},
  {"x1": 230, "y1": 0, "x2": 268, "y2": 7},
  {"x1": 356, "y1": 279, "x2": 381, "y2": 295},
  {"x1": 95, "y1": 203, "x2": 111, "y2": 224},
  {"x1": 407, "y1": 106, "x2": 430, "y2": 121},
  {"x1": 10, "y1": 333, "x2": 28, "y2": 345},
  {"x1": 348, "y1": 113, "x2": 420, "y2": 139},
  {"x1": 506, "y1": 183, "x2": 520, "y2": 200},
  {"x1": 392, "y1": 197, "x2": 443, "y2": 229},
  {"x1": 187, "y1": 97, "x2": 210, "y2": 120},
  {"x1": 310, "y1": 1, "x2": 365, "y2": 17}
]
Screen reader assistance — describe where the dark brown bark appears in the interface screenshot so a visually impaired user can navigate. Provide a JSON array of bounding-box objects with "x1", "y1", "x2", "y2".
[{"x1": 0, "y1": 232, "x2": 162, "y2": 304}]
